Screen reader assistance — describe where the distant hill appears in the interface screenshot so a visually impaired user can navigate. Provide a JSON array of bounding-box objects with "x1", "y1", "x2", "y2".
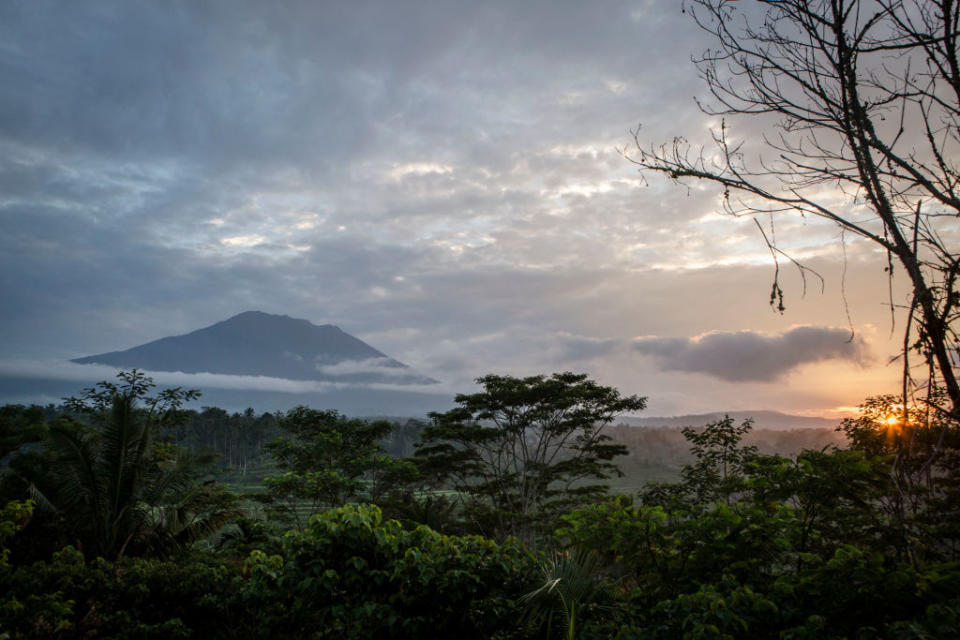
[
  {"x1": 71, "y1": 311, "x2": 438, "y2": 386},
  {"x1": 618, "y1": 410, "x2": 836, "y2": 431}
]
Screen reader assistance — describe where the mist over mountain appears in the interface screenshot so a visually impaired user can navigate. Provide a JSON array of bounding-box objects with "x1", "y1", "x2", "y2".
[
  {"x1": 12, "y1": 312, "x2": 843, "y2": 422},
  {"x1": 71, "y1": 311, "x2": 438, "y2": 386},
  {"x1": 617, "y1": 410, "x2": 836, "y2": 431}
]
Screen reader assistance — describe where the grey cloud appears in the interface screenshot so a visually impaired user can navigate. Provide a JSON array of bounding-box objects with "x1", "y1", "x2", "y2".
[
  {"x1": 0, "y1": 0, "x2": 691, "y2": 169},
  {"x1": 555, "y1": 334, "x2": 624, "y2": 361},
  {"x1": 0, "y1": 358, "x2": 324, "y2": 393},
  {"x1": 315, "y1": 358, "x2": 409, "y2": 379},
  {"x1": 0, "y1": 1, "x2": 898, "y2": 418},
  {"x1": 633, "y1": 326, "x2": 871, "y2": 382},
  {"x1": 0, "y1": 358, "x2": 445, "y2": 396}
]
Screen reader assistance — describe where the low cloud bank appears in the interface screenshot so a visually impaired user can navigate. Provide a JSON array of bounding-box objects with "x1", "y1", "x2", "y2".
[
  {"x1": 0, "y1": 359, "x2": 452, "y2": 396},
  {"x1": 315, "y1": 357, "x2": 404, "y2": 377},
  {"x1": 633, "y1": 326, "x2": 870, "y2": 382}
]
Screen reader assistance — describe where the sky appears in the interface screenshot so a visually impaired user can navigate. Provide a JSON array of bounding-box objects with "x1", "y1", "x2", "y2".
[{"x1": 0, "y1": 0, "x2": 910, "y2": 417}]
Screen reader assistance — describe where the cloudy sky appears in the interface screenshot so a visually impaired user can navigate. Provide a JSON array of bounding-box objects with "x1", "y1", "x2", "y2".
[{"x1": 0, "y1": 0, "x2": 908, "y2": 417}]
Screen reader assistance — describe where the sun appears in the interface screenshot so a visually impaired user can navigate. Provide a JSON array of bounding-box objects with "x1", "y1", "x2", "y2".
[{"x1": 876, "y1": 402, "x2": 912, "y2": 432}]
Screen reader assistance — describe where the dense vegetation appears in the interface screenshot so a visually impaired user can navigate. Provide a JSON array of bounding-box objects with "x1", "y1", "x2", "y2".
[{"x1": 2, "y1": 370, "x2": 959, "y2": 639}]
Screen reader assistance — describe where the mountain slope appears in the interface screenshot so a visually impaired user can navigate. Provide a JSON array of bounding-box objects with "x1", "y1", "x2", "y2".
[{"x1": 72, "y1": 311, "x2": 437, "y2": 385}]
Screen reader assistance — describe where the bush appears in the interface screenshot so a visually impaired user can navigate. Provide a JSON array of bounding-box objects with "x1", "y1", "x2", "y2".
[
  {"x1": 0, "y1": 546, "x2": 239, "y2": 639},
  {"x1": 238, "y1": 503, "x2": 538, "y2": 639}
]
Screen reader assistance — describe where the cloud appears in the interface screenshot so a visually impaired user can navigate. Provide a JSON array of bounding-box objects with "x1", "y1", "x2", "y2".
[
  {"x1": 554, "y1": 333, "x2": 623, "y2": 361},
  {"x1": 632, "y1": 326, "x2": 871, "y2": 382},
  {"x1": 0, "y1": 359, "x2": 445, "y2": 395},
  {"x1": 315, "y1": 357, "x2": 437, "y2": 384},
  {"x1": 0, "y1": 1, "x2": 909, "y2": 417}
]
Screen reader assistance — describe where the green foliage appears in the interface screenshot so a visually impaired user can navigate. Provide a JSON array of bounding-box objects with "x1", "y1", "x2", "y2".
[
  {"x1": 559, "y1": 498, "x2": 952, "y2": 637},
  {"x1": 560, "y1": 495, "x2": 798, "y2": 604},
  {"x1": 679, "y1": 416, "x2": 758, "y2": 506},
  {"x1": 238, "y1": 503, "x2": 537, "y2": 639},
  {"x1": 630, "y1": 575, "x2": 782, "y2": 640},
  {"x1": 745, "y1": 448, "x2": 892, "y2": 559},
  {"x1": 19, "y1": 371, "x2": 239, "y2": 560},
  {"x1": 62, "y1": 370, "x2": 200, "y2": 436},
  {"x1": 211, "y1": 514, "x2": 282, "y2": 558},
  {"x1": 417, "y1": 372, "x2": 645, "y2": 543},
  {"x1": 0, "y1": 503, "x2": 539, "y2": 639},
  {"x1": 0, "y1": 546, "x2": 239, "y2": 639},
  {"x1": 888, "y1": 597, "x2": 960, "y2": 639},
  {"x1": 551, "y1": 407, "x2": 960, "y2": 638},
  {"x1": 0, "y1": 406, "x2": 51, "y2": 525},
  {"x1": 838, "y1": 394, "x2": 960, "y2": 563},
  {"x1": 602, "y1": 422, "x2": 847, "y2": 493},
  {"x1": 520, "y1": 548, "x2": 608, "y2": 640},
  {"x1": 0, "y1": 405, "x2": 47, "y2": 462},
  {"x1": 637, "y1": 416, "x2": 758, "y2": 512},
  {"x1": 259, "y1": 407, "x2": 400, "y2": 530},
  {"x1": 0, "y1": 500, "x2": 33, "y2": 569},
  {"x1": 838, "y1": 395, "x2": 912, "y2": 457},
  {"x1": 4, "y1": 382, "x2": 959, "y2": 638}
]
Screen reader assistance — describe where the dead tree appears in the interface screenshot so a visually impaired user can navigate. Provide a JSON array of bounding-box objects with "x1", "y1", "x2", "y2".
[{"x1": 629, "y1": 0, "x2": 960, "y2": 427}]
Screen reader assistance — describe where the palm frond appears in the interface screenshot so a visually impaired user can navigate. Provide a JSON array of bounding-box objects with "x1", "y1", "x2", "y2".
[
  {"x1": 519, "y1": 548, "x2": 606, "y2": 639},
  {"x1": 100, "y1": 393, "x2": 148, "y2": 523},
  {"x1": 47, "y1": 422, "x2": 104, "y2": 519},
  {"x1": 26, "y1": 482, "x2": 58, "y2": 515}
]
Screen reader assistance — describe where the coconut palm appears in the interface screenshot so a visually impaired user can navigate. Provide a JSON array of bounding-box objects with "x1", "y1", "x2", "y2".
[{"x1": 33, "y1": 371, "x2": 238, "y2": 559}]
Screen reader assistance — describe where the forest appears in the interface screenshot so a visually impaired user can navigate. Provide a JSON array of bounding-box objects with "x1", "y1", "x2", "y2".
[{"x1": 1, "y1": 369, "x2": 959, "y2": 639}]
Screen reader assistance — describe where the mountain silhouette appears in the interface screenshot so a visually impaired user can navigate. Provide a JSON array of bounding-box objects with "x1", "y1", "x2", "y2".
[{"x1": 71, "y1": 311, "x2": 438, "y2": 385}]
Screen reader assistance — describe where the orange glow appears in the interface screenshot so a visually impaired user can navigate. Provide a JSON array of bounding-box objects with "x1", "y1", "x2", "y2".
[{"x1": 875, "y1": 403, "x2": 912, "y2": 431}]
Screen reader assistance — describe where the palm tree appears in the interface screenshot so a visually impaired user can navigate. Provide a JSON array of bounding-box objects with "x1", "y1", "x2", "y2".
[
  {"x1": 33, "y1": 371, "x2": 238, "y2": 560},
  {"x1": 520, "y1": 548, "x2": 607, "y2": 640}
]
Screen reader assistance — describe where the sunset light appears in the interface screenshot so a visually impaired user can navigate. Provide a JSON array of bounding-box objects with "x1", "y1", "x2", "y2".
[
  {"x1": 0, "y1": 0, "x2": 912, "y2": 420},
  {"x1": 1, "y1": 1, "x2": 958, "y2": 638},
  {"x1": 881, "y1": 402, "x2": 906, "y2": 425}
]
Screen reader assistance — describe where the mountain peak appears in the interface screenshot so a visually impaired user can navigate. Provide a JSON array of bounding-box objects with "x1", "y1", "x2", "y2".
[
  {"x1": 72, "y1": 312, "x2": 437, "y2": 385},
  {"x1": 223, "y1": 310, "x2": 334, "y2": 328}
]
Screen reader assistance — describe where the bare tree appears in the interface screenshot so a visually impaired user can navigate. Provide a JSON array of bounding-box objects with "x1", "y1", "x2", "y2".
[{"x1": 629, "y1": 0, "x2": 960, "y2": 430}]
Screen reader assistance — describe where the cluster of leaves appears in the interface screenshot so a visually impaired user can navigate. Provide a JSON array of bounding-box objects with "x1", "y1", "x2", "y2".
[
  {"x1": 1, "y1": 371, "x2": 239, "y2": 562},
  {"x1": 1, "y1": 546, "x2": 238, "y2": 639},
  {"x1": 416, "y1": 372, "x2": 644, "y2": 544},
  {"x1": 554, "y1": 414, "x2": 960, "y2": 638},
  {"x1": 838, "y1": 393, "x2": 960, "y2": 525},
  {"x1": 239, "y1": 503, "x2": 537, "y2": 639},
  {"x1": 256, "y1": 407, "x2": 418, "y2": 532},
  {"x1": 0, "y1": 504, "x2": 540, "y2": 639}
]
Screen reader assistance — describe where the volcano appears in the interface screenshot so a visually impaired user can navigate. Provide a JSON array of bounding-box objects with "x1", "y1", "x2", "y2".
[{"x1": 71, "y1": 311, "x2": 438, "y2": 386}]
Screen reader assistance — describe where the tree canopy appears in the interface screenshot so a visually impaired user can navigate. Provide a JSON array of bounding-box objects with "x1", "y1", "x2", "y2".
[
  {"x1": 416, "y1": 372, "x2": 646, "y2": 543},
  {"x1": 22, "y1": 371, "x2": 237, "y2": 560},
  {"x1": 260, "y1": 407, "x2": 408, "y2": 530}
]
